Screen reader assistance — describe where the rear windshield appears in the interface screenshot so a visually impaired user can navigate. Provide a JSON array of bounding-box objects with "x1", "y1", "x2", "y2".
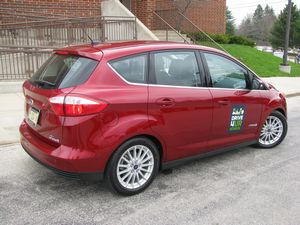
[{"x1": 29, "y1": 54, "x2": 98, "y2": 89}]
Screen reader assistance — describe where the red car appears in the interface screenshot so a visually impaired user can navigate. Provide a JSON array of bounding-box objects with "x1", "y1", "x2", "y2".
[{"x1": 20, "y1": 41, "x2": 288, "y2": 195}]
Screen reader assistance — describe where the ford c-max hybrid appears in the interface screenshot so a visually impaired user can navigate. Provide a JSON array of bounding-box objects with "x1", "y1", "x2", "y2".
[{"x1": 20, "y1": 41, "x2": 288, "y2": 195}]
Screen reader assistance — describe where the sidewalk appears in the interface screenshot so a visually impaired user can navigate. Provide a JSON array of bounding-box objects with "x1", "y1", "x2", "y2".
[
  {"x1": 0, "y1": 77, "x2": 299, "y2": 145},
  {"x1": 262, "y1": 77, "x2": 300, "y2": 97},
  {"x1": 0, "y1": 92, "x2": 24, "y2": 145}
]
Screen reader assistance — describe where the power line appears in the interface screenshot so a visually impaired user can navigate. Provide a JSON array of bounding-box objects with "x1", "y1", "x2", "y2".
[
  {"x1": 230, "y1": 0, "x2": 287, "y2": 9},
  {"x1": 230, "y1": 0, "x2": 286, "y2": 7}
]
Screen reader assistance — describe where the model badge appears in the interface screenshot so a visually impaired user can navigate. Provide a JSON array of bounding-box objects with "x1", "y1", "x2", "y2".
[
  {"x1": 49, "y1": 135, "x2": 60, "y2": 143},
  {"x1": 27, "y1": 98, "x2": 34, "y2": 106}
]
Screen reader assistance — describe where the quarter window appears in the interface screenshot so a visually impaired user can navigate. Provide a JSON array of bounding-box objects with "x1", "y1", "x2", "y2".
[
  {"x1": 110, "y1": 54, "x2": 147, "y2": 84},
  {"x1": 152, "y1": 51, "x2": 202, "y2": 87},
  {"x1": 204, "y1": 53, "x2": 248, "y2": 89}
]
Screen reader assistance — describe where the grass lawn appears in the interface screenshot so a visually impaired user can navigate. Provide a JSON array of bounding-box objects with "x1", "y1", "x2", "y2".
[{"x1": 221, "y1": 44, "x2": 300, "y2": 77}]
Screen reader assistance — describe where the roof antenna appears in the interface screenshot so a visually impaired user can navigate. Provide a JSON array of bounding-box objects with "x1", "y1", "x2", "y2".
[{"x1": 83, "y1": 28, "x2": 100, "y2": 46}]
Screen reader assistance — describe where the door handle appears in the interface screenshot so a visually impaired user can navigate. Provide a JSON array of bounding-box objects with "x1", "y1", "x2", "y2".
[
  {"x1": 156, "y1": 98, "x2": 175, "y2": 107},
  {"x1": 218, "y1": 99, "x2": 230, "y2": 105}
]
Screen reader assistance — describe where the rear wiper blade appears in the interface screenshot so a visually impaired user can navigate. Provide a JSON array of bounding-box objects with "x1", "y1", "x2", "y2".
[{"x1": 34, "y1": 80, "x2": 55, "y2": 87}]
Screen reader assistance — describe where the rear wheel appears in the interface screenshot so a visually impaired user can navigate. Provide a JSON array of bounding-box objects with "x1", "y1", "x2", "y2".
[
  {"x1": 257, "y1": 111, "x2": 287, "y2": 148},
  {"x1": 106, "y1": 137, "x2": 159, "y2": 195}
]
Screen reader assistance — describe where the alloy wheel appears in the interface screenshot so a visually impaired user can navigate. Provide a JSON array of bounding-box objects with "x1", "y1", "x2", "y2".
[
  {"x1": 116, "y1": 145, "x2": 154, "y2": 190},
  {"x1": 259, "y1": 115, "x2": 284, "y2": 146}
]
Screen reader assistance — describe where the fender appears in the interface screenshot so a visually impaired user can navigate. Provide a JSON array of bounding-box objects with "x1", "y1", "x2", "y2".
[
  {"x1": 256, "y1": 89, "x2": 286, "y2": 139},
  {"x1": 97, "y1": 113, "x2": 168, "y2": 170}
]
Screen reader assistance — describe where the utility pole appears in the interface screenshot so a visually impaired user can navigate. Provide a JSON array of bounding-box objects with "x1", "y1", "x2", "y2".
[{"x1": 283, "y1": 0, "x2": 292, "y2": 65}]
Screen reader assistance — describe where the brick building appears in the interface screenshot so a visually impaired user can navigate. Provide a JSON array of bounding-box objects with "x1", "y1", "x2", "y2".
[
  {"x1": 0, "y1": 0, "x2": 226, "y2": 34},
  {"x1": 123, "y1": 0, "x2": 226, "y2": 34},
  {"x1": 0, "y1": 0, "x2": 102, "y2": 24}
]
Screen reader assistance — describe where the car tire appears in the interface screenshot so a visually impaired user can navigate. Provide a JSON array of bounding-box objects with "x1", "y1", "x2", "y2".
[
  {"x1": 256, "y1": 110, "x2": 288, "y2": 148},
  {"x1": 106, "y1": 137, "x2": 160, "y2": 196}
]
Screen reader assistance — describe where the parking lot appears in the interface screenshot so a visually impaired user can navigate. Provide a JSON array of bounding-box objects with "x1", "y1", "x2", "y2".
[{"x1": 1, "y1": 96, "x2": 300, "y2": 225}]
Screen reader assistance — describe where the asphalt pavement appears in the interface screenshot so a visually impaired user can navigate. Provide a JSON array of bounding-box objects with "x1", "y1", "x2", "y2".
[{"x1": 0, "y1": 96, "x2": 300, "y2": 225}]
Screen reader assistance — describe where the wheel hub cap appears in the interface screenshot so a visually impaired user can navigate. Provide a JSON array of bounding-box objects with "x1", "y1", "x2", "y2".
[
  {"x1": 117, "y1": 145, "x2": 154, "y2": 190},
  {"x1": 259, "y1": 115, "x2": 283, "y2": 146}
]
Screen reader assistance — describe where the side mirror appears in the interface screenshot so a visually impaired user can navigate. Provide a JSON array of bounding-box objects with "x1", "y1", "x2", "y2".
[
  {"x1": 258, "y1": 81, "x2": 266, "y2": 90},
  {"x1": 251, "y1": 77, "x2": 266, "y2": 90},
  {"x1": 247, "y1": 71, "x2": 266, "y2": 90}
]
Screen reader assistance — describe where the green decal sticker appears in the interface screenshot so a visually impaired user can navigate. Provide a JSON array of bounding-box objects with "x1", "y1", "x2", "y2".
[{"x1": 229, "y1": 105, "x2": 246, "y2": 132}]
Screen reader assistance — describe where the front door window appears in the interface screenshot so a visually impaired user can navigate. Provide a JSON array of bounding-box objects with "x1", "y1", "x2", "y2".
[{"x1": 203, "y1": 53, "x2": 248, "y2": 89}]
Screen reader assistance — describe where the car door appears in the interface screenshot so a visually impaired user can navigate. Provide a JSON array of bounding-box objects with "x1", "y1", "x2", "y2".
[
  {"x1": 201, "y1": 52, "x2": 265, "y2": 149},
  {"x1": 148, "y1": 50, "x2": 213, "y2": 161}
]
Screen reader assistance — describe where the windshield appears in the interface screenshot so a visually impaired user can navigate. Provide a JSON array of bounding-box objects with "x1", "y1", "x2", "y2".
[{"x1": 29, "y1": 54, "x2": 98, "y2": 89}]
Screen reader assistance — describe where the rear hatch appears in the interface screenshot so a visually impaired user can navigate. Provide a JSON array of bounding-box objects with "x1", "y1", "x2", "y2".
[{"x1": 23, "y1": 52, "x2": 99, "y2": 145}]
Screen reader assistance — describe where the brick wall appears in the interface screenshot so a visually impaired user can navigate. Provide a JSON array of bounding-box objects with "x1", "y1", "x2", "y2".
[
  {"x1": 0, "y1": 0, "x2": 226, "y2": 34},
  {"x1": 130, "y1": 0, "x2": 156, "y2": 29},
  {"x1": 0, "y1": 0, "x2": 101, "y2": 24},
  {"x1": 132, "y1": 0, "x2": 226, "y2": 34}
]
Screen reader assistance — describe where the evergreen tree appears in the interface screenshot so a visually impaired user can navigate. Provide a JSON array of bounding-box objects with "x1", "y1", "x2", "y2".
[
  {"x1": 253, "y1": 4, "x2": 264, "y2": 24},
  {"x1": 270, "y1": 2, "x2": 300, "y2": 48},
  {"x1": 252, "y1": 4, "x2": 265, "y2": 44},
  {"x1": 226, "y1": 7, "x2": 235, "y2": 35}
]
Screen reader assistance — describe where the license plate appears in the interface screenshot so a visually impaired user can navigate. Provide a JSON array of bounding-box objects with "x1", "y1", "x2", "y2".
[{"x1": 28, "y1": 107, "x2": 40, "y2": 126}]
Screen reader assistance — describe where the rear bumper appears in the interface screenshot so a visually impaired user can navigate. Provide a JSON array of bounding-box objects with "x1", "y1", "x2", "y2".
[{"x1": 19, "y1": 120, "x2": 104, "y2": 181}]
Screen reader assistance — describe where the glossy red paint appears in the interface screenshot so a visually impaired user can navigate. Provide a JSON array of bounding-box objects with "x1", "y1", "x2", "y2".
[{"x1": 19, "y1": 41, "x2": 287, "y2": 179}]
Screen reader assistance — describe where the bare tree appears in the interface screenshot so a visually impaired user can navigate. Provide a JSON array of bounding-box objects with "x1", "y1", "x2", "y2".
[
  {"x1": 237, "y1": 5, "x2": 276, "y2": 45},
  {"x1": 237, "y1": 14, "x2": 254, "y2": 38}
]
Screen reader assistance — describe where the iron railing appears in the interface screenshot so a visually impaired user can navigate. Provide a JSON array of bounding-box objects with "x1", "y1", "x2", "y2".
[
  {"x1": 152, "y1": 11, "x2": 192, "y2": 43},
  {"x1": 0, "y1": 16, "x2": 137, "y2": 80},
  {"x1": 0, "y1": 16, "x2": 137, "y2": 47},
  {"x1": 154, "y1": 9, "x2": 228, "y2": 53},
  {"x1": 0, "y1": 46, "x2": 52, "y2": 80}
]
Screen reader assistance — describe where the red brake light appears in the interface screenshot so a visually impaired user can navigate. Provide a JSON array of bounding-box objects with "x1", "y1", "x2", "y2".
[
  {"x1": 54, "y1": 50, "x2": 69, "y2": 55},
  {"x1": 49, "y1": 95, "x2": 108, "y2": 116}
]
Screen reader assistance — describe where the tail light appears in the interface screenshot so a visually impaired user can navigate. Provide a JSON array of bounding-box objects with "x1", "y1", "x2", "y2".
[{"x1": 49, "y1": 94, "x2": 108, "y2": 116}]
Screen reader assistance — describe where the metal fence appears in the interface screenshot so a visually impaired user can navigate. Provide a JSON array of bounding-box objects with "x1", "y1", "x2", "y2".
[
  {"x1": 0, "y1": 16, "x2": 137, "y2": 80},
  {"x1": 0, "y1": 46, "x2": 52, "y2": 80},
  {"x1": 154, "y1": 9, "x2": 227, "y2": 53},
  {"x1": 0, "y1": 16, "x2": 137, "y2": 47}
]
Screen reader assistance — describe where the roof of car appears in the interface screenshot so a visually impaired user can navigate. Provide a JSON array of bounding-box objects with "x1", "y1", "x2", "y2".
[{"x1": 55, "y1": 41, "x2": 228, "y2": 61}]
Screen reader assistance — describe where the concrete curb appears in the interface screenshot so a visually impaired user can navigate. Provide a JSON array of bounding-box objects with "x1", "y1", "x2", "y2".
[
  {"x1": 285, "y1": 92, "x2": 300, "y2": 98},
  {"x1": 0, "y1": 139, "x2": 19, "y2": 146}
]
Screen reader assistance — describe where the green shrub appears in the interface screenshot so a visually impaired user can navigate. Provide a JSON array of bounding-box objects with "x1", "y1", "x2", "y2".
[
  {"x1": 186, "y1": 32, "x2": 207, "y2": 42},
  {"x1": 209, "y1": 34, "x2": 230, "y2": 44},
  {"x1": 228, "y1": 35, "x2": 255, "y2": 47},
  {"x1": 186, "y1": 32, "x2": 255, "y2": 47}
]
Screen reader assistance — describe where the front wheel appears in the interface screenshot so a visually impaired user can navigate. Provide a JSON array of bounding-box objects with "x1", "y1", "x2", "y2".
[
  {"x1": 257, "y1": 111, "x2": 288, "y2": 148},
  {"x1": 106, "y1": 137, "x2": 159, "y2": 195}
]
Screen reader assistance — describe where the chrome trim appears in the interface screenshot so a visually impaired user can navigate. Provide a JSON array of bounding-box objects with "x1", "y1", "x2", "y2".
[
  {"x1": 107, "y1": 62, "x2": 268, "y2": 91},
  {"x1": 27, "y1": 98, "x2": 34, "y2": 106},
  {"x1": 208, "y1": 87, "x2": 266, "y2": 92},
  {"x1": 248, "y1": 123, "x2": 258, "y2": 127},
  {"x1": 149, "y1": 84, "x2": 207, "y2": 89}
]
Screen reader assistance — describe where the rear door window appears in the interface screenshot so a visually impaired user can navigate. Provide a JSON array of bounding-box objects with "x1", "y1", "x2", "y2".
[
  {"x1": 30, "y1": 54, "x2": 98, "y2": 89},
  {"x1": 151, "y1": 51, "x2": 202, "y2": 87},
  {"x1": 109, "y1": 54, "x2": 147, "y2": 84}
]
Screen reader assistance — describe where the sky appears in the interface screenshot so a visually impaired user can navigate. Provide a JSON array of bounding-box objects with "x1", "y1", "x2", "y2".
[{"x1": 227, "y1": 0, "x2": 300, "y2": 26}]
